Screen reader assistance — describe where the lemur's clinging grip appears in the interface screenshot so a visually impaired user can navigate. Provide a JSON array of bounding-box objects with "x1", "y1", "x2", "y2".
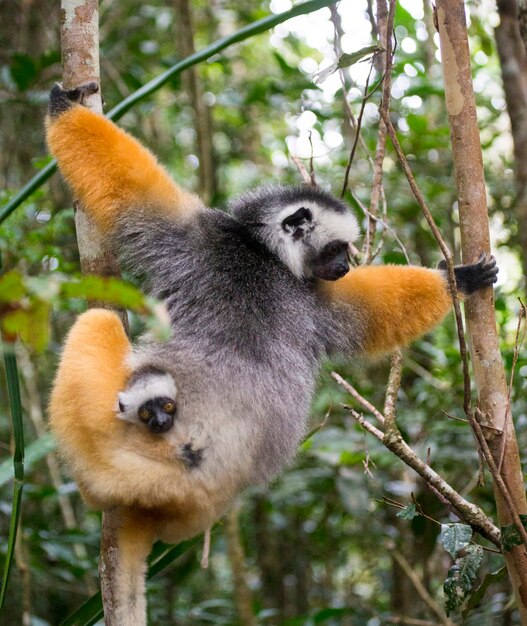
[{"x1": 47, "y1": 82, "x2": 497, "y2": 626}]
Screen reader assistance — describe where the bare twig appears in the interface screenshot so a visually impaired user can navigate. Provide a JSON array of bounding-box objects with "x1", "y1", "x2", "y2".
[
  {"x1": 350, "y1": 189, "x2": 411, "y2": 263},
  {"x1": 345, "y1": 406, "x2": 384, "y2": 441},
  {"x1": 340, "y1": 63, "x2": 374, "y2": 198},
  {"x1": 498, "y1": 300, "x2": 527, "y2": 473},
  {"x1": 332, "y1": 371, "x2": 385, "y2": 425},
  {"x1": 332, "y1": 373, "x2": 501, "y2": 548},
  {"x1": 200, "y1": 527, "x2": 211, "y2": 569},
  {"x1": 364, "y1": 0, "x2": 395, "y2": 263},
  {"x1": 333, "y1": 375, "x2": 501, "y2": 547},
  {"x1": 383, "y1": 349, "x2": 403, "y2": 433},
  {"x1": 390, "y1": 548, "x2": 454, "y2": 626},
  {"x1": 291, "y1": 153, "x2": 315, "y2": 186},
  {"x1": 303, "y1": 411, "x2": 330, "y2": 443}
]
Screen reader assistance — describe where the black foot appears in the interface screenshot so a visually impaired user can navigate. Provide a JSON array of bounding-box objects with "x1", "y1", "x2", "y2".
[
  {"x1": 439, "y1": 252, "x2": 498, "y2": 295},
  {"x1": 181, "y1": 443, "x2": 204, "y2": 469},
  {"x1": 49, "y1": 82, "x2": 99, "y2": 118}
]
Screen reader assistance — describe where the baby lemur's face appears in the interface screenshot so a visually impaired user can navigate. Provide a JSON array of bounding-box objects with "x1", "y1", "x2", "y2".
[
  {"x1": 117, "y1": 369, "x2": 177, "y2": 434},
  {"x1": 135, "y1": 396, "x2": 176, "y2": 433}
]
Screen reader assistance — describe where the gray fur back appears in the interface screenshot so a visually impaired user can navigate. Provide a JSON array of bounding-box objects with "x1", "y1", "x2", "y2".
[{"x1": 115, "y1": 207, "x2": 364, "y2": 491}]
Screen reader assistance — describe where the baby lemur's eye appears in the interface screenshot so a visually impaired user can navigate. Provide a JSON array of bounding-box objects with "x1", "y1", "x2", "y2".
[
  {"x1": 138, "y1": 408, "x2": 150, "y2": 421},
  {"x1": 163, "y1": 402, "x2": 176, "y2": 413}
]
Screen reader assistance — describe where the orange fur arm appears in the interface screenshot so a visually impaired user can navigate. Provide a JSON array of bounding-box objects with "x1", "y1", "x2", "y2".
[
  {"x1": 323, "y1": 265, "x2": 452, "y2": 357},
  {"x1": 46, "y1": 106, "x2": 202, "y2": 233}
]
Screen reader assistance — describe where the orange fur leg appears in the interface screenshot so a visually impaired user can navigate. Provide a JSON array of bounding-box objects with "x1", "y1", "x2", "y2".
[
  {"x1": 46, "y1": 106, "x2": 201, "y2": 233},
  {"x1": 49, "y1": 309, "x2": 181, "y2": 510},
  {"x1": 323, "y1": 265, "x2": 452, "y2": 357},
  {"x1": 111, "y1": 508, "x2": 157, "y2": 626}
]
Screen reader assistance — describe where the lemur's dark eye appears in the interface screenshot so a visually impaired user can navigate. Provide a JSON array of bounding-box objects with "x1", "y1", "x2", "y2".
[
  {"x1": 323, "y1": 240, "x2": 348, "y2": 258},
  {"x1": 138, "y1": 408, "x2": 150, "y2": 421},
  {"x1": 163, "y1": 401, "x2": 176, "y2": 413},
  {"x1": 281, "y1": 207, "x2": 312, "y2": 231}
]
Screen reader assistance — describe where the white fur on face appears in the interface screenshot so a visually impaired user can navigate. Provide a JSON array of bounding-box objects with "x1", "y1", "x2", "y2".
[
  {"x1": 264, "y1": 201, "x2": 360, "y2": 279},
  {"x1": 117, "y1": 372, "x2": 177, "y2": 423}
]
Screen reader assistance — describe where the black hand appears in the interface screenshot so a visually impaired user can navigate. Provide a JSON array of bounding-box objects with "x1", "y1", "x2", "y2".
[
  {"x1": 438, "y1": 252, "x2": 498, "y2": 295},
  {"x1": 49, "y1": 82, "x2": 99, "y2": 118}
]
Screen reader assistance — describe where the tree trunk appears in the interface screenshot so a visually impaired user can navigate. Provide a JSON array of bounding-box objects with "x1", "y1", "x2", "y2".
[
  {"x1": 174, "y1": 0, "x2": 217, "y2": 205},
  {"x1": 495, "y1": 0, "x2": 527, "y2": 278},
  {"x1": 60, "y1": 2, "x2": 124, "y2": 623},
  {"x1": 435, "y1": 2, "x2": 527, "y2": 620}
]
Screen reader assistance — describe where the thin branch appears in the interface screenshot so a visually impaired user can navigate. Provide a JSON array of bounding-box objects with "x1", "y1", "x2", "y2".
[
  {"x1": 472, "y1": 407, "x2": 527, "y2": 551},
  {"x1": 383, "y1": 349, "x2": 403, "y2": 433},
  {"x1": 498, "y1": 299, "x2": 527, "y2": 473},
  {"x1": 291, "y1": 154, "x2": 315, "y2": 185},
  {"x1": 340, "y1": 63, "x2": 374, "y2": 198},
  {"x1": 350, "y1": 189, "x2": 411, "y2": 263},
  {"x1": 332, "y1": 371, "x2": 385, "y2": 425},
  {"x1": 344, "y1": 406, "x2": 384, "y2": 441},
  {"x1": 333, "y1": 375, "x2": 501, "y2": 547},
  {"x1": 364, "y1": 0, "x2": 396, "y2": 262},
  {"x1": 391, "y1": 548, "x2": 454, "y2": 626}
]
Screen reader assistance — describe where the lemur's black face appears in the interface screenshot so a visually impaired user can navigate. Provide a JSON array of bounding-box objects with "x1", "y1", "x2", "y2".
[
  {"x1": 280, "y1": 207, "x2": 350, "y2": 281},
  {"x1": 311, "y1": 240, "x2": 350, "y2": 281},
  {"x1": 137, "y1": 397, "x2": 177, "y2": 434}
]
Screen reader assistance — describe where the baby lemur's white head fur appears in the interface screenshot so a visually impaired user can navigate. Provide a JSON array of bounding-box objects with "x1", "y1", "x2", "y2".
[
  {"x1": 117, "y1": 367, "x2": 177, "y2": 434},
  {"x1": 230, "y1": 185, "x2": 359, "y2": 280}
]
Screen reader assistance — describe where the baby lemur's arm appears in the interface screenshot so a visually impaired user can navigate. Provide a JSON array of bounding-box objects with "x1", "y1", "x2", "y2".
[
  {"x1": 46, "y1": 83, "x2": 202, "y2": 234},
  {"x1": 324, "y1": 255, "x2": 497, "y2": 357}
]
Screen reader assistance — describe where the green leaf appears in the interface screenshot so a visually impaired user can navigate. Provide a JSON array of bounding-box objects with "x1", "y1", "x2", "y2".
[
  {"x1": 314, "y1": 44, "x2": 383, "y2": 83},
  {"x1": 62, "y1": 276, "x2": 146, "y2": 309},
  {"x1": 501, "y1": 515, "x2": 527, "y2": 552},
  {"x1": 0, "y1": 270, "x2": 25, "y2": 302},
  {"x1": 10, "y1": 53, "x2": 38, "y2": 90},
  {"x1": 439, "y1": 523, "x2": 472, "y2": 559},
  {"x1": 462, "y1": 565, "x2": 506, "y2": 618},
  {"x1": 3, "y1": 301, "x2": 51, "y2": 353},
  {"x1": 443, "y1": 545, "x2": 483, "y2": 615},
  {"x1": 396, "y1": 503, "x2": 419, "y2": 520}
]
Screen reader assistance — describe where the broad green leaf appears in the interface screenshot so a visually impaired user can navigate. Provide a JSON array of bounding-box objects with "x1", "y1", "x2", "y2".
[
  {"x1": 462, "y1": 565, "x2": 506, "y2": 618},
  {"x1": 443, "y1": 545, "x2": 483, "y2": 615},
  {"x1": 440, "y1": 523, "x2": 472, "y2": 559},
  {"x1": 62, "y1": 275, "x2": 146, "y2": 310},
  {"x1": 0, "y1": 270, "x2": 25, "y2": 302},
  {"x1": 396, "y1": 503, "x2": 419, "y2": 520},
  {"x1": 2, "y1": 300, "x2": 50, "y2": 352}
]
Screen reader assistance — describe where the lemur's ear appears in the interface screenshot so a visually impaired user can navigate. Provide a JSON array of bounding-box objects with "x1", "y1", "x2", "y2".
[{"x1": 281, "y1": 207, "x2": 312, "y2": 241}]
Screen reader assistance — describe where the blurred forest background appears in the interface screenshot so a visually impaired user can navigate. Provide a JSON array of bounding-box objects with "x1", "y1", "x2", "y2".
[{"x1": 1, "y1": 0, "x2": 526, "y2": 624}]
